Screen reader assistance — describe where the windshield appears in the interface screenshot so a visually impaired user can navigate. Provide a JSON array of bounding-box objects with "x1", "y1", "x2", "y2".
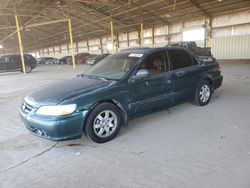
[{"x1": 84, "y1": 52, "x2": 143, "y2": 80}]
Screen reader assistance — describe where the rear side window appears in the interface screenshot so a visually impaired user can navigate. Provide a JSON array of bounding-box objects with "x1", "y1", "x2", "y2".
[{"x1": 168, "y1": 49, "x2": 194, "y2": 70}]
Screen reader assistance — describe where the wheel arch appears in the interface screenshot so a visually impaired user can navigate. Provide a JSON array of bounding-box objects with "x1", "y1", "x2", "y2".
[
  {"x1": 201, "y1": 75, "x2": 214, "y2": 91},
  {"x1": 83, "y1": 99, "x2": 128, "y2": 131}
]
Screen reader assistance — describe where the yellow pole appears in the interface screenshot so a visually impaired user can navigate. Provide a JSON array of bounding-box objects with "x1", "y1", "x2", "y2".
[
  {"x1": 110, "y1": 20, "x2": 115, "y2": 53},
  {"x1": 206, "y1": 17, "x2": 212, "y2": 48},
  {"x1": 140, "y1": 22, "x2": 144, "y2": 46},
  {"x1": 68, "y1": 18, "x2": 76, "y2": 70},
  {"x1": 15, "y1": 15, "x2": 26, "y2": 74}
]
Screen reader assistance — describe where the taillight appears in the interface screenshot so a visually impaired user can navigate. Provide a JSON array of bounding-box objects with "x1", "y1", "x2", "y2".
[{"x1": 216, "y1": 63, "x2": 221, "y2": 71}]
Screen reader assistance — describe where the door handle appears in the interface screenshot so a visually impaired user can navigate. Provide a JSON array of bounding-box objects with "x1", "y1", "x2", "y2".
[
  {"x1": 176, "y1": 71, "x2": 184, "y2": 77},
  {"x1": 166, "y1": 80, "x2": 171, "y2": 84}
]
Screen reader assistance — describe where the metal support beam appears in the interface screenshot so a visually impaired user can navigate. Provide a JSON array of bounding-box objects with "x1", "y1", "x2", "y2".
[
  {"x1": 152, "y1": 27, "x2": 155, "y2": 47},
  {"x1": 76, "y1": 2, "x2": 126, "y2": 27},
  {"x1": 15, "y1": 15, "x2": 26, "y2": 74},
  {"x1": 86, "y1": 39, "x2": 89, "y2": 51},
  {"x1": 76, "y1": 42, "x2": 79, "y2": 52},
  {"x1": 110, "y1": 20, "x2": 115, "y2": 53},
  {"x1": 116, "y1": 34, "x2": 119, "y2": 51},
  {"x1": 189, "y1": 0, "x2": 210, "y2": 17},
  {"x1": 206, "y1": 17, "x2": 212, "y2": 47},
  {"x1": 68, "y1": 18, "x2": 76, "y2": 70},
  {"x1": 100, "y1": 37, "x2": 103, "y2": 54},
  {"x1": 140, "y1": 22, "x2": 144, "y2": 46},
  {"x1": 126, "y1": 32, "x2": 129, "y2": 47},
  {"x1": 167, "y1": 25, "x2": 171, "y2": 44},
  {"x1": 0, "y1": 19, "x2": 68, "y2": 43},
  {"x1": 26, "y1": 19, "x2": 68, "y2": 29}
]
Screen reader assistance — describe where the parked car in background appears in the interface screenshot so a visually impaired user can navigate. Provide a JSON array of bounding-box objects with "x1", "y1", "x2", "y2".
[
  {"x1": 59, "y1": 56, "x2": 72, "y2": 64},
  {"x1": 38, "y1": 57, "x2": 59, "y2": 64},
  {"x1": 75, "y1": 53, "x2": 91, "y2": 64},
  {"x1": 86, "y1": 53, "x2": 110, "y2": 65},
  {"x1": 0, "y1": 54, "x2": 37, "y2": 73},
  {"x1": 20, "y1": 45, "x2": 223, "y2": 143}
]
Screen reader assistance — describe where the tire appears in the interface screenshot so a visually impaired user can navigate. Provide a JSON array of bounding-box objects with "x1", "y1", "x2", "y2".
[
  {"x1": 23, "y1": 65, "x2": 32, "y2": 73},
  {"x1": 194, "y1": 80, "x2": 212, "y2": 106},
  {"x1": 85, "y1": 102, "x2": 122, "y2": 143}
]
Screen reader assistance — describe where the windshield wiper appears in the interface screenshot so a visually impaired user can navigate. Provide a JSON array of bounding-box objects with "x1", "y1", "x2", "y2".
[{"x1": 85, "y1": 74, "x2": 108, "y2": 81}]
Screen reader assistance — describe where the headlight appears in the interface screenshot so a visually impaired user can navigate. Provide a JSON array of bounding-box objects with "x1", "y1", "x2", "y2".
[{"x1": 36, "y1": 104, "x2": 77, "y2": 116}]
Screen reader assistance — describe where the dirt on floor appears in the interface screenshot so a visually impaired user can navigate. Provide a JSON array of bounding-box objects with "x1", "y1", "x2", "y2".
[{"x1": 0, "y1": 63, "x2": 250, "y2": 188}]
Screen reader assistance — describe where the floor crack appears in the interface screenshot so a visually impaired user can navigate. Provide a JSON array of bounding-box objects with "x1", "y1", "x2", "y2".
[{"x1": 1, "y1": 142, "x2": 58, "y2": 174}]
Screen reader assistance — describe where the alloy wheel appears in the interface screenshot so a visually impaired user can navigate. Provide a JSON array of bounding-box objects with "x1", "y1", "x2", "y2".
[
  {"x1": 93, "y1": 110, "x2": 118, "y2": 138},
  {"x1": 199, "y1": 84, "x2": 210, "y2": 103}
]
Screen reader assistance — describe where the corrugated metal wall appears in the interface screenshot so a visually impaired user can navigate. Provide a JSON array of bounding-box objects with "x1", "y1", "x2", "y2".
[{"x1": 212, "y1": 35, "x2": 250, "y2": 59}]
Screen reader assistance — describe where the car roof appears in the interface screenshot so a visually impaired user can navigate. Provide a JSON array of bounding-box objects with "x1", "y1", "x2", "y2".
[{"x1": 118, "y1": 47, "x2": 188, "y2": 55}]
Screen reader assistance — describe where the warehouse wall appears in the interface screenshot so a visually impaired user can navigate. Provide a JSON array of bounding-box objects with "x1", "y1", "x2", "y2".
[
  {"x1": 211, "y1": 10, "x2": 250, "y2": 59},
  {"x1": 212, "y1": 35, "x2": 250, "y2": 59},
  {"x1": 36, "y1": 10, "x2": 250, "y2": 60},
  {"x1": 37, "y1": 18, "x2": 204, "y2": 58}
]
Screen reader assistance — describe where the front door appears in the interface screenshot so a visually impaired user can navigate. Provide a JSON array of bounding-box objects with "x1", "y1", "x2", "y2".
[{"x1": 128, "y1": 50, "x2": 173, "y2": 115}]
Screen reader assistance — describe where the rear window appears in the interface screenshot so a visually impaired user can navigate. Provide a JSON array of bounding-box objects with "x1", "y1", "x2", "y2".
[{"x1": 168, "y1": 49, "x2": 194, "y2": 70}]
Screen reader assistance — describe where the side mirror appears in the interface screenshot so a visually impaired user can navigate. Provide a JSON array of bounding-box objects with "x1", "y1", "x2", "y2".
[{"x1": 134, "y1": 69, "x2": 149, "y2": 79}]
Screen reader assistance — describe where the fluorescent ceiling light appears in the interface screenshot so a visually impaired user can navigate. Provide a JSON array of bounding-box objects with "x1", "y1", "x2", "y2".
[{"x1": 0, "y1": 44, "x2": 3, "y2": 49}]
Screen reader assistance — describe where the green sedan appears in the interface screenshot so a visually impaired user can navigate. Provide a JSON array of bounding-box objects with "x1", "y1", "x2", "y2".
[{"x1": 20, "y1": 47, "x2": 223, "y2": 143}]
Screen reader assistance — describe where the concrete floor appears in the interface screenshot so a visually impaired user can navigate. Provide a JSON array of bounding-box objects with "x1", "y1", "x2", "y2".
[{"x1": 0, "y1": 63, "x2": 250, "y2": 188}]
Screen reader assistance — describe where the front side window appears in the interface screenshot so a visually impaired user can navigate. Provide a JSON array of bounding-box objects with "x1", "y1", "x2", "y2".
[
  {"x1": 84, "y1": 52, "x2": 142, "y2": 80},
  {"x1": 168, "y1": 49, "x2": 193, "y2": 70},
  {"x1": 138, "y1": 51, "x2": 167, "y2": 76}
]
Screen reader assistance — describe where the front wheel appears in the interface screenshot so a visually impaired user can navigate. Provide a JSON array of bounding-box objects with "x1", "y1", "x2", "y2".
[
  {"x1": 85, "y1": 103, "x2": 122, "y2": 143},
  {"x1": 194, "y1": 80, "x2": 212, "y2": 106}
]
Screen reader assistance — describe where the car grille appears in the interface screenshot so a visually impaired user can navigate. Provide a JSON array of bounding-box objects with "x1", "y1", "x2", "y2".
[{"x1": 21, "y1": 101, "x2": 34, "y2": 114}]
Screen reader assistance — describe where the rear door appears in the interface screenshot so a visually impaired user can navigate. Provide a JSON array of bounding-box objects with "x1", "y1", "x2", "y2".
[
  {"x1": 167, "y1": 48, "x2": 202, "y2": 103},
  {"x1": 5, "y1": 55, "x2": 20, "y2": 70},
  {"x1": 128, "y1": 50, "x2": 174, "y2": 115}
]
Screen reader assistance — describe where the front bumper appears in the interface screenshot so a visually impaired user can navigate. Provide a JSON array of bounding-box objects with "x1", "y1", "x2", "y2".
[{"x1": 19, "y1": 108, "x2": 88, "y2": 141}]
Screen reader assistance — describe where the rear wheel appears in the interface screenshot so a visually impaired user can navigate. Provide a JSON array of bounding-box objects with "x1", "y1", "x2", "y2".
[
  {"x1": 85, "y1": 103, "x2": 122, "y2": 143},
  {"x1": 22, "y1": 65, "x2": 32, "y2": 73},
  {"x1": 194, "y1": 80, "x2": 212, "y2": 106},
  {"x1": 26, "y1": 65, "x2": 32, "y2": 73}
]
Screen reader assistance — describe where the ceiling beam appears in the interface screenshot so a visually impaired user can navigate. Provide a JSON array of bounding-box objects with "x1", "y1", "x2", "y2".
[
  {"x1": 70, "y1": 13, "x2": 106, "y2": 31},
  {"x1": 189, "y1": 0, "x2": 211, "y2": 17},
  {"x1": 76, "y1": 2, "x2": 126, "y2": 27},
  {"x1": 74, "y1": 0, "x2": 120, "y2": 6}
]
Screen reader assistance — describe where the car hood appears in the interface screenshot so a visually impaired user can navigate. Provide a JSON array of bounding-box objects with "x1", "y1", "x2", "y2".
[{"x1": 25, "y1": 76, "x2": 113, "y2": 107}]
